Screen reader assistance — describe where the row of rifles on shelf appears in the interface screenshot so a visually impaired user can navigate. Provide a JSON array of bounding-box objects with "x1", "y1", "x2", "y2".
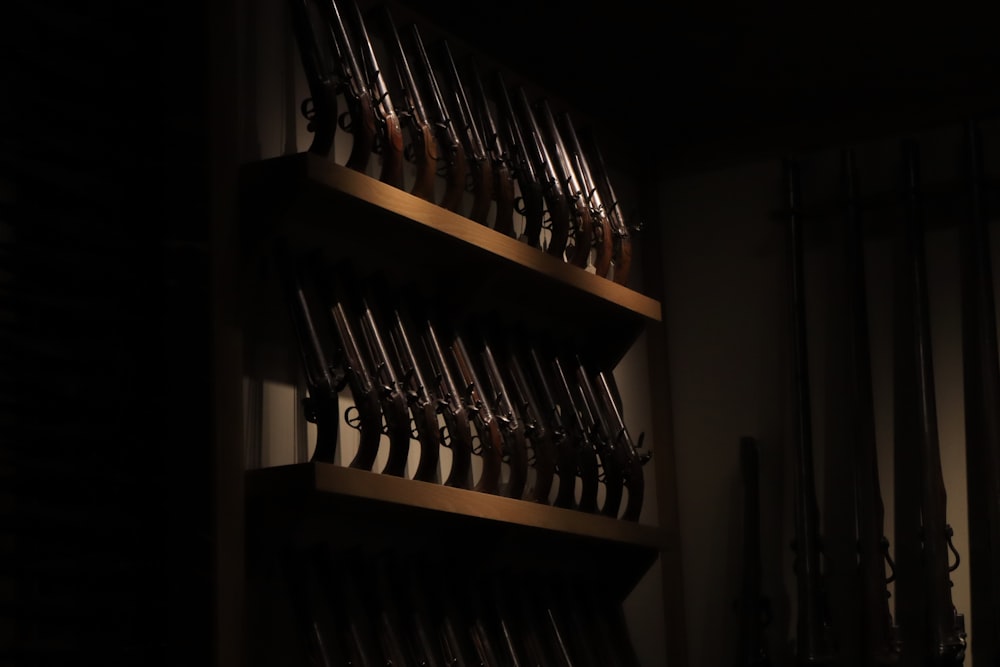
[
  {"x1": 288, "y1": 0, "x2": 638, "y2": 285},
  {"x1": 275, "y1": 246, "x2": 649, "y2": 521},
  {"x1": 739, "y1": 120, "x2": 1000, "y2": 667},
  {"x1": 282, "y1": 544, "x2": 643, "y2": 667}
]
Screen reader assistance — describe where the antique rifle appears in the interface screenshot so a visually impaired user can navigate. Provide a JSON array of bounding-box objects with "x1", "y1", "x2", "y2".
[
  {"x1": 318, "y1": 0, "x2": 376, "y2": 173},
  {"x1": 379, "y1": 286, "x2": 442, "y2": 483},
  {"x1": 550, "y1": 353, "x2": 601, "y2": 513},
  {"x1": 467, "y1": 57, "x2": 517, "y2": 238},
  {"x1": 274, "y1": 249, "x2": 340, "y2": 463},
  {"x1": 345, "y1": 0, "x2": 404, "y2": 188},
  {"x1": 377, "y1": 5, "x2": 438, "y2": 201},
  {"x1": 502, "y1": 338, "x2": 558, "y2": 504},
  {"x1": 409, "y1": 24, "x2": 468, "y2": 213},
  {"x1": 841, "y1": 148, "x2": 899, "y2": 666},
  {"x1": 282, "y1": 548, "x2": 351, "y2": 667},
  {"x1": 581, "y1": 127, "x2": 636, "y2": 286},
  {"x1": 494, "y1": 72, "x2": 545, "y2": 248},
  {"x1": 352, "y1": 276, "x2": 413, "y2": 478},
  {"x1": 594, "y1": 370, "x2": 648, "y2": 522},
  {"x1": 525, "y1": 342, "x2": 580, "y2": 510},
  {"x1": 417, "y1": 309, "x2": 475, "y2": 490},
  {"x1": 892, "y1": 141, "x2": 966, "y2": 665},
  {"x1": 437, "y1": 39, "x2": 494, "y2": 226},
  {"x1": 560, "y1": 112, "x2": 614, "y2": 278},
  {"x1": 958, "y1": 120, "x2": 1000, "y2": 667},
  {"x1": 736, "y1": 437, "x2": 771, "y2": 667},
  {"x1": 448, "y1": 325, "x2": 505, "y2": 495},
  {"x1": 475, "y1": 328, "x2": 530, "y2": 500},
  {"x1": 783, "y1": 159, "x2": 835, "y2": 665},
  {"x1": 572, "y1": 357, "x2": 625, "y2": 519},
  {"x1": 286, "y1": 0, "x2": 339, "y2": 158},
  {"x1": 513, "y1": 85, "x2": 571, "y2": 259},
  {"x1": 536, "y1": 98, "x2": 595, "y2": 269}
]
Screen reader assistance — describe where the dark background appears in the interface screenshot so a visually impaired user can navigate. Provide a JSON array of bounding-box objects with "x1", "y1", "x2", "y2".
[{"x1": 2, "y1": 0, "x2": 998, "y2": 664}]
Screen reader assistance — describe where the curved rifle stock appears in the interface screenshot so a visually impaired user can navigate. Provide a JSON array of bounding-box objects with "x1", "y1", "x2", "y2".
[
  {"x1": 286, "y1": 0, "x2": 339, "y2": 159},
  {"x1": 346, "y1": 0, "x2": 404, "y2": 189},
  {"x1": 893, "y1": 142, "x2": 966, "y2": 665},
  {"x1": 595, "y1": 370, "x2": 647, "y2": 522},
  {"x1": 419, "y1": 313, "x2": 475, "y2": 490},
  {"x1": 560, "y1": 112, "x2": 613, "y2": 278},
  {"x1": 551, "y1": 354, "x2": 600, "y2": 513},
  {"x1": 437, "y1": 40, "x2": 493, "y2": 226},
  {"x1": 573, "y1": 358, "x2": 624, "y2": 519},
  {"x1": 477, "y1": 330, "x2": 529, "y2": 500},
  {"x1": 494, "y1": 73, "x2": 545, "y2": 247},
  {"x1": 582, "y1": 128, "x2": 634, "y2": 286},
  {"x1": 354, "y1": 283, "x2": 412, "y2": 478},
  {"x1": 378, "y1": 6, "x2": 438, "y2": 202},
  {"x1": 381, "y1": 291, "x2": 442, "y2": 483},
  {"x1": 537, "y1": 98, "x2": 594, "y2": 270},
  {"x1": 306, "y1": 263, "x2": 384, "y2": 472},
  {"x1": 842, "y1": 148, "x2": 899, "y2": 666},
  {"x1": 514, "y1": 85, "x2": 571, "y2": 259},
  {"x1": 319, "y1": 0, "x2": 376, "y2": 174},
  {"x1": 449, "y1": 328, "x2": 504, "y2": 495},
  {"x1": 526, "y1": 343, "x2": 579, "y2": 509},
  {"x1": 275, "y1": 251, "x2": 341, "y2": 463},
  {"x1": 504, "y1": 340, "x2": 558, "y2": 504},
  {"x1": 410, "y1": 24, "x2": 467, "y2": 213},
  {"x1": 468, "y1": 57, "x2": 517, "y2": 238}
]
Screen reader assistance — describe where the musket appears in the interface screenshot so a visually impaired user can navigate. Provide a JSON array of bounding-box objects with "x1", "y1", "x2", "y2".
[
  {"x1": 893, "y1": 141, "x2": 966, "y2": 665},
  {"x1": 409, "y1": 24, "x2": 468, "y2": 213},
  {"x1": 380, "y1": 287, "x2": 442, "y2": 483},
  {"x1": 736, "y1": 437, "x2": 771, "y2": 667},
  {"x1": 536, "y1": 98, "x2": 595, "y2": 270},
  {"x1": 572, "y1": 357, "x2": 625, "y2": 519},
  {"x1": 513, "y1": 85, "x2": 571, "y2": 259},
  {"x1": 841, "y1": 148, "x2": 899, "y2": 666},
  {"x1": 502, "y1": 339, "x2": 558, "y2": 504},
  {"x1": 417, "y1": 310, "x2": 475, "y2": 490},
  {"x1": 550, "y1": 354, "x2": 601, "y2": 514},
  {"x1": 448, "y1": 326, "x2": 505, "y2": 496},
  {"x1": 282, "y1": 548, "x2": 351, "y2": 667},
  {"x1": 476, "y1": 328, "x2": 530, "y2": 500},
  {"x1": 559, "y1": 112, "x2": 614, "y2": 278},
  {"x1": 286, "y1": 0, "x2": 339, "y2": 158},
  {"x1": 273, "y1": 248, "x2": 340, "y2": 463},
  {"x1": 525, "y1": 342, "x2": 580, "y2": 510},
  {"x1": 594, "y1": 370, "x2": 648, "y2": 522},
  {"x1": 783, "y1": 159, "x2": 835, "y2": 665},
  {"x1": 958, "y1": 119, "x2": 1000, "y2": 667},
  {"x1": 436, "y1": 39, "x2": 494, "y2": 226},
  {"x1": 377, "y1": 6, "x2": 438, "y2": 201},
  {"x1": 311, "y1": 544, "x2": 381, "y2": 667},
  {"x1": 345, "y1": 0, "x2": 404, "y2": 188},
  {"x1": 353, "y1": 278, "x2": 413, "y2": 478},
  {"x1": 318, "y1": 0, "x2": 377, "y2": 173},
  {"x1": 494, "y1": 72, "x2": 545, "y2": 248},
  {"x1": 581, "y1": 127, "x2": 636, "y2": 286},
  {"x1": 467, "y1": 57, "x2": 517, "y2": 238}
]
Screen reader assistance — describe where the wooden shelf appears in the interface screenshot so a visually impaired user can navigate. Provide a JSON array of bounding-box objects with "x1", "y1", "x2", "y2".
[
  {"x1": 246, "y1": 462, "x2": 663, "y2": 601},
  {"x1": 239, "y1": 152, "x2": 662, "y2": 369}
]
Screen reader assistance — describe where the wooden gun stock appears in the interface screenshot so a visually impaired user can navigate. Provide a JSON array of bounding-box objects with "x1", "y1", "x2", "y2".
[
  {"x1": 286, "y1": 0, "x2": 339, "y2": 159},
  {"x1": 450, "y1": 329, "x2": 504, "y2": 495}
]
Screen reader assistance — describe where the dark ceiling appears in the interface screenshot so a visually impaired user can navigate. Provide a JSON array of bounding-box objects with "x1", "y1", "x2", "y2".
[{"x1": 393, "y1": 0, "x2": 1000, "y2": 174}]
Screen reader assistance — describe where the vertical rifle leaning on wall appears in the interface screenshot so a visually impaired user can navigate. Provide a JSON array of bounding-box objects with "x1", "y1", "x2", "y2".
[
  {"x1": 842, "y1": 148, "x2": 900, "y2": 666},
  {"x1": 783, "y1": 159, "x2": 836, "y2": 665},
  {"x1": 959, "y1": 120, "x2": 1000, "y2": 667},
  {"x1": 892, "y1": 141, "x2": 966, "y2": 666},
  {"x1": 581, "y1": 127, "x2": 637, "y2": 286}
]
